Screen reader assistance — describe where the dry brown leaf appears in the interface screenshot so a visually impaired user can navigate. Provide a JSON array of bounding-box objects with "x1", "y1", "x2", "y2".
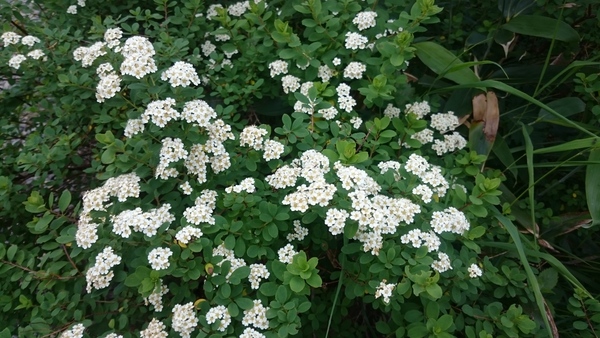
[
  {"x1": 484, "y1": 91, "x2": 499, "y2": 143},
  {"x1": 472, "y1": 93, "x2": 487, "y2": 121}
]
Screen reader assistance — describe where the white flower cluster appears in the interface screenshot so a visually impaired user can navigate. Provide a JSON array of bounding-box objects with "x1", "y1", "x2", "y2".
[
  {"x1": 353, "y1": 11, "x2": 378, "y2": 31},
  {"x1": 206, "y1": 4, "x2": 223, "y2": 20},
  {"x1": 378, "y1": 160, "x2": 401, "y2": 181},
  {"x1": 161, "y1": 61, "x2": 201, "y2": 87},
  {"x1": 59, "y1": 323, "x2": 85, "y2": 338},
  {"x1": 142, "y1": 98, "x2": 180, "y2": 129},
  {"x1": 336, "y1": 83, "x2": 356, "y2": 112},
  {"x1": 212, "y1": 243, "x2": 247, "y2": 280},
  {"x1": 468, "y1": 263, "x2": 483, "y2": 278},
  {"x1": 225, "y1": 177, "x2": 256, "y2": 194},
  {"x1": 332, "y1": 162, "x2": 422, "y2": 255},
  {"x1": 172, "y1": 302, "x2": 199, "y2": 338},
  {"x1": 228, "y1": 1, "x2": 251, "y2": 16},
  {"x1": 400, "y1": 229, "x2": 441, "y2": 252},
  {"x1": 76, "y1": 173, "x2": 141, "y2": 249},
  {"x1": 95, "y1": 64, "x2": 122, "y2": 103},
  {"x1": 383, "y1": 103, "x2": 401, "y2": 118},
  {"x1": 412, "y1": 184, "x2": 433, "y2": 203},
  {"x1": 430, "y1": 111, "x2": 459, "y2": 133},
  {"x1": 104, "y1": 28, "x2": 122, "y2": 49},
  {"x1": 242, "y1": 299, "x2": 269, "y2": 330},
  {"x1": 279, "y1": 74, "x2": 300, "y2": 94},
  {"x1": 277, "y1": 243, "x2": 298, "y2": 264},
  {"x1": 286, "y1": 220, "x2": 308, "y2": 241},
  {"x1": 431, "y1": 132, "x2": 467, "y2": 155},
  {"x1": 350, "y1": 116, "x2": 363, "y2": 129},
  {"x1": 240, "y1": 328, "x2": 266, "y2": 338},
  {"x1": 266, "y1": 150, "x2": 335, "y2": 211},
  {"x1": 249, "y1": 264, "x2": 270, "y2": 289},
  {"x1": 325, "y1": 208, "x2": 349, "y2": 235},
  {"x1": 182, "y1": 99, "x2": 217, "y2": 126},
  {"x1": 184, "y1": 190, "x2": 218, "y2": 225},
  {"x1": 8, "y1": 54, "x2": 26, "y2": 69},
  {"x1": 269, "y1": 60, "x2": 288, "y2": 78},
  {"x1": 343, "y1": 62, "x2": 367, "y2": 80},
  {"x1": 144, "y1": 279, "x2": 169, "y2": 312},
  {"x1": 375, "y1": 280, "x2": 395, "y2": 304},
  {"x1": 140, "y1": 318, "x2": 168, "y2": 338},
  {"x1": 180, "y1": 181, "x2": 193, "y2": 195},
  {"x1": 66, "y1": 0, "x2": 86, "y2": 14},
  {"x1": 318, "y1": 106, "x2": 338, "y2": 120},
  {"x1": 1, "y1": 33, "x2": 46, "y2": 69},
  {"x1": 111, "y1": 203, "x2": 175, "y2": 238},
  {"x1": 21, "y1": 35, "x2": 40, "y2": 47},
  {"x1": 74, "y1": 42, "x2": 106, "y2": 68},
  {"x1": 240, "y1": 126, "x2": 268, "y2": 150},
  {"x1": 318, "y1": 64, "x2": 333, "y2": 82},
  {"x1": 85, "y1": 247, "x2": 122, "y2": 293},
  {"x1": 405, "y1": 154, "x2": 450, "y2": 196},
  {"x1": 206, "y1": 305, "x2": 231, "y2": 332},
  {"x1": 345, "y1": 32, "x2": 368, "y2": 50},
  {"x1": 156, "y1": 136, "x2": 187, "y2": 179},
  {"x1": 120, "y1": 36, "x2": 157, "y2": 79},
  {"x1": 405, "y1": 101, "x2": 431, "y2": 119},
  {"x1": 430, "y1": 206, "x2": 470, "y2": 235},
  {"x1": 411, "y1": 128, "x2": 434, "y2": 145},
  {"x1": 1, "y1": 32, "x2": 21, "y2": 45},
  {"x1": 148, "y1": 247, "x2": 173, "y2": 270},
  {"x1": 432, "y1": 252, "x2": 452, "y2": 273},
  {"x1": 175, "y1": 225, "x2": 203, "y2": 244},
  {"x1": 105, "y1": 334, "x2": 123, "y2": 338}
]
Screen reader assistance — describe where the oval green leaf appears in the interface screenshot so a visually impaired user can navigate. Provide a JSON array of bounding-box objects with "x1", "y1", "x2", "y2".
[{"x1": 502, "y1": 15, "x2": 580, "y2": 42}]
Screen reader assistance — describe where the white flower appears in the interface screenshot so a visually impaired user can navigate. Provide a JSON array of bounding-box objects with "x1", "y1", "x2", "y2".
[
  {"x1": 1, "y1": 32, "x2": 21, "y2": 45},
  {"x1": 248, "y1": 264, "x2": 270, "y2": 290},
  {"x1": 263, "y1": 139, "x2": 284, "y2": 161},
  {"x1": 405, "y1": 101, "x2": 431, "y2": 119},
  {"x1": 67, "y1": 5, "x2": 77, "y2": 14},
  {"x1": 430, "y1": 111, "x2": 459, "y2": 133},
  {"x1": 59, "y1": 323, "x2": 85, "y2": 338},
  {"x1": 161, "y1": 61, "x2": 200, "y2": 87},
  {"x1": 201, "y1": 40, "x2": 216, "y2": 56},
  {"x1": 286, "y1": 220, "x2": 309, "y2": 241},
  {"x1": 468, "y1": 263, "x2": 483, "y2": 278},
  {"x1": 332, "y1": 57, "x2": 341, "y2": 66},
  {"x1": 27, "y1": 49, "x2": 45, "y2": 60},
  {"x1": 345, "y1": 32, "x2": 368, "y2": 50},
  {"x1": 278, "y1": 244, "x2": 297, "y2": 264},
  {"x1": 343, "y1": 62, "x2": 367, "y2": 79},
  {"x1": 21, "y1": 35, "x2": 40, "y2": 47},
  {"x1": 325, "y1": 208, "x2": 348, "y2": 235},
  {"x1": 175, "y1": 226, "x2": 203, "y2": 244},
  {"x1": 172, "y1": 303, "x2": 198, "y2": 338},
  {"x1": 148, "y1": 247, "x2": 173, "y2": 270},
  {"x1": 383, "y1": 104, "x2": 401, "y2": 118},
  {"x1": 240, "y1": 328, "x2": 266, "y2": 338},
  {"x1": 269, "y1": 60, "x2": 288, "y2": 78},
  {"x1": 242, "y1": 299, "x2": 269, "y2": 329},
  {"x1": 8, "y1": 54, "x2": 26, "y2": 69},
  {"x1": 144, "y1": 279, "x2": 169, "y2": 312},
  {"x1": 432, "y1": 252, "x2": 452, "y2": 273},
  {"x1": 96, "y1": 73, "x2": 121, "y2": 103},
  {"x1": 353, "y1": 11, "x2": 378, "y2": 31},
  {"x1": 375, "y1": 280, "x2": 395, "y2": 304},
  {"x1": 206, "y1": 305, "x2": 231, "y2": 332},
  {"x1": 85, "y1": 247, "x2": 121, "y2": 293},
  {"x1": 350, "y1": 116, "x2": 362, "y2": 129},
  {"x1": 140, "y1": 318, "x2": 168, "y2": 338},
  {"x1": 281, "y1": 75, "x2": 301, "y2": 93}
]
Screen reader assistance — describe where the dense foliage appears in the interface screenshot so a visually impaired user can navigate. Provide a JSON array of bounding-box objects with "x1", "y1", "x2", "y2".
[{"x1": 1, "y1": 0, "x2": 599, "y2": 337}]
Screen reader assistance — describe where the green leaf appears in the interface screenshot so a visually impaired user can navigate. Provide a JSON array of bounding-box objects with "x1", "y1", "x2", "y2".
[
  {"x1": 58, "y1": 190, "x2": 71, "y2": 213},
  {"x1": 289, "y1": 276, "x2": 305, "y2": 292},
  {"x1": 533, "y1": 137, "x2": 599, "y2": 154},
  {"x1": 414, "y1": 41, "x2": 479, "y2": 85},
  {"x1": 502, "y1": 15, "x2": 580, "y2": 42},
  {"x1": 586, "y1": 148, "x2": 600, "y2": 227},
  {"x1": 6, "y1": 245, "x2": 17, "y2": 261},
  {"x1": 306, "y1": 273, "x2": 322, "y2": 288},
  {"x1": 537, "y1": 268, "x2": 558, "y2": 293}
]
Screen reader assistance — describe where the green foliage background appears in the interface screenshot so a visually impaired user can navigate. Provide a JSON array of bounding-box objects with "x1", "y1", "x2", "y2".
[{"x1": 1, "y1": 0, "x2": 600, "y2": 337}]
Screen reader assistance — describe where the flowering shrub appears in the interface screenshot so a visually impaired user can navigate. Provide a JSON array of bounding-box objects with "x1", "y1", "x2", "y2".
[{"x1": 3, "y1": 0, "x2": 589, "y2": 337}]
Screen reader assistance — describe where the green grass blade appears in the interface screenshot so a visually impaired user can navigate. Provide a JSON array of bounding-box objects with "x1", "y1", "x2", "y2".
[
  {"x1": 521, "y1": 123, "x2": 537, "y2": 242},
  {"x1": 493, "y1": 213, "x2": 553, "y2": 337},
  {"x1": 502, "y1": 15, "x2": 580, "y2": 42},
  {"x1": 532, "y1": 137, "x2": 599, "y2": 154},
  {"x1": 585, "y1": 148, "x2": 600, "y2": 227}
]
